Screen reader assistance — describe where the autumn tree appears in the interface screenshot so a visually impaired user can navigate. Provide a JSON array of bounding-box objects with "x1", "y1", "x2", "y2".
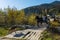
[
  {"x1": 16, "y1": 10, "x2": 25, "y2": 25},
  {"x1": 7, "y1": 7, "x2": 18, "y2": 26},
  {"x1": 28, "y1": 14, "x2": 37, "y2": 26}
]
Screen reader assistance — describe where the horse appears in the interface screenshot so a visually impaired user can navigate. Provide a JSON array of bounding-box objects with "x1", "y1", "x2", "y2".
[
  {"x1": 35, "y1": 15, "x2": 50, "y2": 27},
  {"x1": 35, "y1": 16, "x2": 43, "y2": 27}
]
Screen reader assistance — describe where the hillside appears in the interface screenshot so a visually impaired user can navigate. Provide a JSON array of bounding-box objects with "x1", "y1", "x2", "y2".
[{"x1": 23, "y1": 1, "x2": 60, "y2": 15}]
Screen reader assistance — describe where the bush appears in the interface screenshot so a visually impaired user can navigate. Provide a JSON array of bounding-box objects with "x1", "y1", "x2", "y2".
[
  {"x1": 41, "y1": 30, "x2": 60, "y2": 40},
  {"x1": 0, "y1": 27, "x2": 8, "y2": 36},
  {"x1": 50, "y1": 21, "x2": 60, "y2": 27}
]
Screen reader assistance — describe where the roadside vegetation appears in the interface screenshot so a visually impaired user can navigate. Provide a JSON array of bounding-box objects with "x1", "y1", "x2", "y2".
[
  {"x1": 0, "y1": 27, "x2": 8, "y2": 36},
  {"x1": 40, "y1": 21, "x2": 60, "y2": 40},
  {"x1": 41, "y1": 30, "x2": 60, "y2": 40},
  {"x1": 50, "y1": 21, "x2": 60, "y2": 27},
  {"x1": 0, "y1": 26, "x2": 25, "y2": 36}
]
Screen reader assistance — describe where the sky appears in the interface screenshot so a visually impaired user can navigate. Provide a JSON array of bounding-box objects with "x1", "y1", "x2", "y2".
[{"x1": 0, "y1": 0, "x2": 60, "y2": 10}]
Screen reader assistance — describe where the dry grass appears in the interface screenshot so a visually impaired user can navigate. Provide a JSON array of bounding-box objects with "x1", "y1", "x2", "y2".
[{"x1": 50, "y1": 21, "x2": 60, "y2": 27}]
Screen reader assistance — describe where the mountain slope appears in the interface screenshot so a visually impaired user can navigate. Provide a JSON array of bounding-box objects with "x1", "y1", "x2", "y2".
[{"x1": 23, "y1": 1, "x2": 60, "y2": 15}]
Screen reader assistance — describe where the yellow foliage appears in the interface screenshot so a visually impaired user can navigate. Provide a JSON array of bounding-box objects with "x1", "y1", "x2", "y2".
[
  {"x1": 28, "y1": 14, "x2": 37, "y2": 25},
  {"x1": 50, "y1": 21, "x2": 60, "y2": 26},
  {"x1": 16, "y1": 10, "x2": 25, "y2": 24}
]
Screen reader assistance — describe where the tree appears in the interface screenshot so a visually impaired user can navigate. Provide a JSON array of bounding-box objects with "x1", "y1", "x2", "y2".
[
  {"x1": 7, "y1": 7, "x2": 18, "y2": 26},
  {"x1": 28, "y1": 14, "x2": 37, "y2": 26},
  {"x1": 16, "y1": 10, "x2": 25, "y2": 25},
  {"x1": 0, "y1": 9, "x2": 5, "y2": 25}
]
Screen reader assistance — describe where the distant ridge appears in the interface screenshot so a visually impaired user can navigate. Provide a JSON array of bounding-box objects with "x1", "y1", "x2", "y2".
[{"x1": 21, "y1": 1, "x2": 60, "y2": 15}]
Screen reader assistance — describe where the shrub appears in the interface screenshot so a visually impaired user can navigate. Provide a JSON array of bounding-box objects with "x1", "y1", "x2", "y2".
[{"x1": 0, "y1": 27, "x2": 8, "y2": 36}]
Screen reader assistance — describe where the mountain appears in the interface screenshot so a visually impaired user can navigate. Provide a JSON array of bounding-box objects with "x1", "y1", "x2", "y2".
[{"x1": 23, "y1": 1, "x2": 60, "y2": 15}]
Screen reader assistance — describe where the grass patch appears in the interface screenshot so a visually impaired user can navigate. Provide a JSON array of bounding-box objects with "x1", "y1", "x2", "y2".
[
  {"x1": 50, "y1": 21, "x2": 60, "y2": 27},
  {"x1": 0, "y1": 27, "x2": 8, "y2": 36},
  {"x1": 41, "y1": 30, "x2": 60, "y2": 40},
  {"x1": 0, "y1": 26, "x2": 26, "y2": 36},
  {"x1": 16, "y1": 27, "x2": 25, "y2": 31}
]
